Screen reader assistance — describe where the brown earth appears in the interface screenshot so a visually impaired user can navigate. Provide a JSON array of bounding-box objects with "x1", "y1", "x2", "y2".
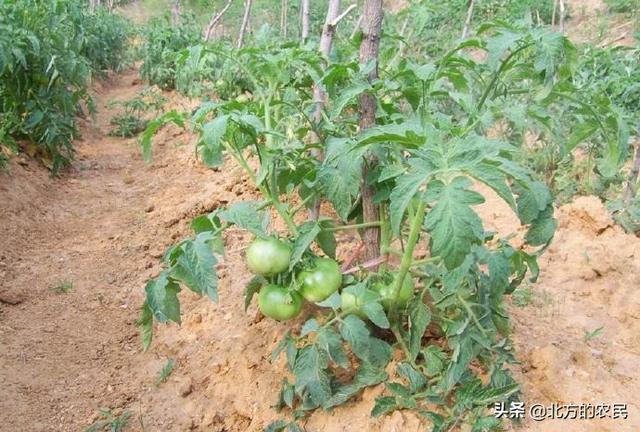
[{"x1": 2, "y1": 2, "x2": 640, "y2": 431}]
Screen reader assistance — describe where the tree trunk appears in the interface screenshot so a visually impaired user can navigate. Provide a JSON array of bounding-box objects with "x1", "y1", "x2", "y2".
[
  {"x1": 281, "y1": 0, "x2": 288, "y2": 38},
  {"x1": 552, "y1": 0, "x2": 557, "y2": 27},
  {"x1": 171, "y1": 0, "x2": 181, "y2": 25},
  {"x1": 461, "y1": 0, "x2": 475, "y2": 39},
  {"x1": 358, "y1": 0, "x2": 383, "y2": 263},
  {"x1": 301, "y1": 0, "x2": 310, "y2": 42},
  {"x1": 559, "y1": 0, "x2": 565, "y2": 34},
  {"x1": 237, "y1": 0, "x2": 253, "y2": 48},
  {"x1": 308, "y1": 1, "x2": 356, "y2": 220},
  {"x1": 203, "y1": 0, "x2": 233, "y2": 42}
]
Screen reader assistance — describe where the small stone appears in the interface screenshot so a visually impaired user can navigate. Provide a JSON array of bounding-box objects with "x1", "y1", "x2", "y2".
[
  {"x1": 178, "y1": 379, "x2": 193, "y2": 397},
  {"x1": 0, "y1": 291, "x2": 25, "y2": 305},
  {"x1": 145, "y1": 204, "x2": 155, "y2": 213}
]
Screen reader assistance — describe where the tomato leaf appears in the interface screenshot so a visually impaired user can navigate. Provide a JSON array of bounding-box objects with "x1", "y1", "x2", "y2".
[
  {"x1": 198, "y1": 114, "x2": 228, "y2": 167},
  {"x1": 396, "y1": 362, "x2": 427, "y2": 393},
  {"x1": 323, "y1": 363, "x2": 388, "y2": 409},
  {"x1": 408, "y1": 298, "x2": 431, "y2": 362},
  {"x1": 289, "y1": 221, "x2": 321, "y2": 270},
  {"x1": 317, "y1": 138, "x2": 362, "y2": 221},
  {"x1": 293, "y1": 345, "x2": 332, "y2": 406},
  {"x1": 316, "y1": 327, "x2": 349, "y2": 368},
  {"x1": 362, "y1": 301, "x2": 390, "y2": 329},
  {"x1": 315, "y1": 291, "x2": 341, "y2": 309},
  {"x1": 145, "y1": 271, "x2": 181, "y2": 324},
  {"x1": 371, "y1": 396, "x2": 399, "y2": 417},
  {"x1": 218, "y1": 201, "x2": 269, "y2": 237},
  {"x1": 389, "y1": 162, "x2": 430, "y2": 235},
  {"x1": 137, "y1": 300, "x2": 154, "y2": 351},
  {"x1": 316, "y1": 219, "x2": 337, "y2": 258},
  {"x1": 424, "y1": 177, "x2": 485, "y2": 269},
  {"x1": 524, "y1": 204, "x2": 556, "y2": 246},
  {"x1": 330, "y1": 78, "x2": 371, "y2": 120},
  {"x1": 141, "y1": 110, "x2": 185, "y2": 162},
  {"x1": 301, "y1": 318, "x2": 320, "y2": 336},
  {"x1": 170, "y1": 232, "x2": 219, "y2": 302},
  {"x1": 244, "y1": 275, "x2": 266, "y2": 312}
]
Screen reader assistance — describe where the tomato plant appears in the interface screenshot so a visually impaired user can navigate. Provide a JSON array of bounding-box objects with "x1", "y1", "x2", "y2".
[{"x1": 137, "y1": 19, "x2": 600, "y2": 431}]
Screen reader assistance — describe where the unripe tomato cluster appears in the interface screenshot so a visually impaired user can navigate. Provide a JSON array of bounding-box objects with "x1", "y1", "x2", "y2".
[{"x1": 246, "y1": 237, "x2": 414, "y2": 321}]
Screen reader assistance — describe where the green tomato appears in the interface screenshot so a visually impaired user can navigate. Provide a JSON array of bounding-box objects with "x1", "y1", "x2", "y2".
[
  {"x1": 298, "y1": 258, "x2": 342, "y2": 302},
  {"x1": 246, "y1": 237, "x2": 291, "y2": 276},
  {"x1": 373, "y1": 274, "x2": 415, "y2": 310},
  {"x1": 258, "y1": 284, "x2": 302, "y2": 321}
]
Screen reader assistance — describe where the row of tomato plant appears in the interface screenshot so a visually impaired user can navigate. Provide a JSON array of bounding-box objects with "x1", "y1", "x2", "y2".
[{"x1": 0, "y1": 0, "x2": 131, "y2": 172}]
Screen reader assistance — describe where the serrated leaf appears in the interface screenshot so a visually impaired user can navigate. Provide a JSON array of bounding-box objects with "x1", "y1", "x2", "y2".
[
  {"x1": 396, "y1": 362, "x2": 427, "y2": 393},
  {"x1": 137, "y1": 301, "x2": 153, "y2": 351},
  {"x1": 323, "y1": 363, "x2": 387, "y2": 409},
  {"x1": 289, "y1": 221, "x2": 321, "y2": 269},
  {"x1": 171, "y1": 233, "x2": 219, "y2": 301},
  {"x1": 331, "y1": 79, "x2": 371, "y2": 120},
  {"x1": 271, "y1": 331, "x2": 293, "y2": 363},
  {"x1": 145, "y1": 271, "x2": 181, "y2": 324},
  {"x1": 218, "y1": 201, "x2": 269, "y2": 237},
  {"x1": 524, "y1": 204, "x2": 556, "y2": 246},
  {"x1": 389, "y1": 164, "x2": 429, "y2": 235},
  {"x1": 198, "y1": 115, "x2": 228, "y2": 167},
  {"x1": 356, "y1": 120, "x2": 426, "y2": 148},
  {"x1": 514, "y1": 181, "x2": 552, "y2": 225},
  {"x1": 317, "y1": 138, "x2": 362, "y2": 221},
  {"x1": 422, "y1": 346, "x2": 446, "y2": 377},
  {"x1": 301, "y1": 318, "x2": 320, "y2": 336},
  {"x1": 315, "y1": 291, "x2": 341, "y2": 309},
  {"x1": 141, "y1": 111, "x2": 185, "y2": 162},
  {"x1": 362, "y1": 301, "x2": 390, "y2": 329},
  {"x1": 339, "y1": 315, "x2": 371, "y2": 361},
  {"x1": 316, "y1": 220, "x2": 337, "y2": 258},
  {"x1": 371, "y1": 396, "x2": 399, "y2": 417},
  {"x1": 472, "y1": 382, "x2": 520, "y2": 406},
  {"x1": 464, "y1": 161, "x2": 516, "y2": 210},
  {"x1": 408, "y1": 298, "x2": 431, "y2": 361},
  {"x1": 293, "y1": 345, "x2": 332, "y2": 406},
  {"x1": 424, "y1": 177, "x2": 485, "y2": 269},
  {"x1": 316, "y1": 327, "x2": 349, "y2": 368},
  {"x1": 244, "y1": 275, "x2": 266, "y2": 311},
  {"x1": 265, "y1": 419, "x2": 288, "y2": 432},
  {"x1": 367, "y1": 337, "x2": 393, "y2": 368}
]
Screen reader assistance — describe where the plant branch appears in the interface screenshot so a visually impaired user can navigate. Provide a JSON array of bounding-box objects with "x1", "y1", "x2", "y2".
[{"x1": 389, "y1": 201, "x2": 426, "y2": 323}]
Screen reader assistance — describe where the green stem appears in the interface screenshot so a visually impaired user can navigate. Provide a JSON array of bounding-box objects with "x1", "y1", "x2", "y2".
[
  {"x1": 224, "y1": 142, "x2": 298, "y2": 236},
  {"x1": 472, "y1": 42, "x2": 534, "y2": 124},
  {"x1": 457, "y1": 294, "x2": 489, "y2": 337},
  {"x1": 325, "y1": 221, "x2": 382, "y2": 232},
  {"x1": 389, "y1": 201, "x2": 427, "y2": 324},
  {"x1": 379, "y1": 203, "x2": 391, "y2": 270},
  {"x1": 291, "y1": 192, "x2": 318, "y2": 216},
  {"x1": 411, "y1": 256, "x2": 441, "y2": 267},
  {"x1": 391, "y1": 325, "x2": 413, "y2": 362}
]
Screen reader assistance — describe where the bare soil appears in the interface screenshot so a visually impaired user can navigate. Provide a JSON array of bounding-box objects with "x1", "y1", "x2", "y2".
[{"x1": 2, "y1": 4, "x2": 639, "y2": 431}]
